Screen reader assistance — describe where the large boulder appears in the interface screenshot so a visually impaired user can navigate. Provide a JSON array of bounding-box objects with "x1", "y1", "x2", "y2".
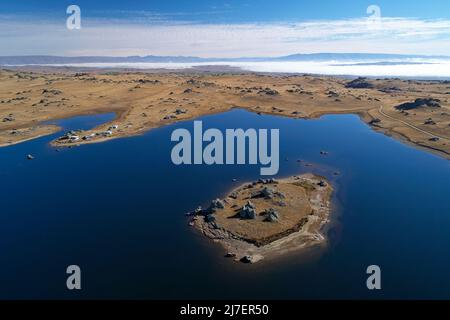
[
  {"x1": 252, "y1": 186, "x2": 285, "y2": 200},
  {"x1": 205, "y1": 198, "x2": 225, "y2": 214},
  {"x1": 229, "y1": 191, "x2": 238, "y2": 199},
  {"x1": 260, "y1": 187, "x2": 274, "y2": 199}
]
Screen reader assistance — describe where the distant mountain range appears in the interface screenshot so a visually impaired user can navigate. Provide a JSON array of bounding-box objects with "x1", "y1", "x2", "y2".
[{"x1": 1, "y1": 53, "x2": 449, "y2": 65}]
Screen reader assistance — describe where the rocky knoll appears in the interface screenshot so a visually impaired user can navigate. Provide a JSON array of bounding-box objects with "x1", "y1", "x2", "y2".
[{"x1": 187, "y1": 173, "x2": 333, "y2": 264}]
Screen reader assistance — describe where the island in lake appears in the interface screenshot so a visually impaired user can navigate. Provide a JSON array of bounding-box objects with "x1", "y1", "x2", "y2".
[{"x1": 188, "y1": 174, "x2": 333, "y2": 263}]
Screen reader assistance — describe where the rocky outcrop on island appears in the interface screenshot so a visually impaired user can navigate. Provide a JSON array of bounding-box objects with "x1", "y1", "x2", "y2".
[
  {"x1": 2, "y1": 70, "x2": 448, "y2": 159},
  {"x1": 53, "y1": 124, "x2": 121, "y2": 146},
  {"x1": 187, "y1": 173, "x2": 333, "y2": 264}
]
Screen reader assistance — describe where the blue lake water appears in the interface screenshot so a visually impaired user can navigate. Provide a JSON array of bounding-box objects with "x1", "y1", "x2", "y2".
[{"x1": 0, "y1": 109, "x2": 449, "y2": 299}]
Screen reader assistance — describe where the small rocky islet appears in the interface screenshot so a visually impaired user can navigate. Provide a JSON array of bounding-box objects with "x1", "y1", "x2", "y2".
[{"x1": 187, "y1": 173, "x2": 333, "y2": 264}]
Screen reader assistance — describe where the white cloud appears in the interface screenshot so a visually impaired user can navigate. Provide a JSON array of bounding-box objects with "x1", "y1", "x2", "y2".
[{"x1": 1, "y1": 15, "x2": 450, "y2": 57}]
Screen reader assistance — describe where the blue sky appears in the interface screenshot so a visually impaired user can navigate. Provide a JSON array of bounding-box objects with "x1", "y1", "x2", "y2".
[
  {"x1": 3, "y1": 0, "x2": 450, "y2": 21},
  {"x1": 1, "y1": 1, "x2": 450, "y2": 57}
]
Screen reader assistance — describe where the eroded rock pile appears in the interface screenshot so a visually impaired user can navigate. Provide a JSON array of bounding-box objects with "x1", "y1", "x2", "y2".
[{"x1": 207, "y1": 198, "x2": 225, "y2": 213}]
